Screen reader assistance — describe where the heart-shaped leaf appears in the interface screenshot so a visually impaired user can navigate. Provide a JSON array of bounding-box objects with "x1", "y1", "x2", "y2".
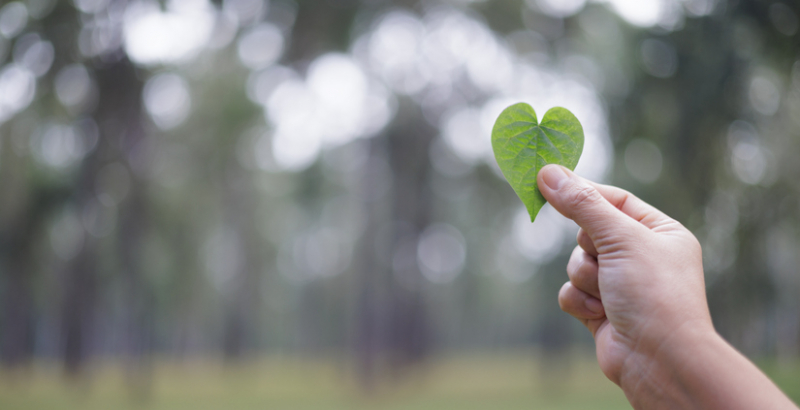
[{"x1": 491, "y1": 103, "x2": 584, "y2": 222}]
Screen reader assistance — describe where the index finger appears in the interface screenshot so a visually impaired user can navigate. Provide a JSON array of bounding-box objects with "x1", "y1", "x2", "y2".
[{"x1": 587, "y1": 181, "x2": 675, "y2": 232}]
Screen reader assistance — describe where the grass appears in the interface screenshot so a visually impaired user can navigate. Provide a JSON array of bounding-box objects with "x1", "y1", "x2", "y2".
[
  {"x1": 757, "y1": 358, "x2": 800, "y2": 404},
  {"x1": 0, "y1": 352, "x2": 797, "y2": 409}
]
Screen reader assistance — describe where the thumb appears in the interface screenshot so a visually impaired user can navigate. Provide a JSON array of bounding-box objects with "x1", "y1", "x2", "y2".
[{"x1": 537, "y1": 165, "x2": 641, "y2": 244}]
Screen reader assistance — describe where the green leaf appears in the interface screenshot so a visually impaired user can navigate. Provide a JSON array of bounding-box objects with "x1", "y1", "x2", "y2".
[{"x1": 491, "y1": 103, "x2": 584, "y2": 222}]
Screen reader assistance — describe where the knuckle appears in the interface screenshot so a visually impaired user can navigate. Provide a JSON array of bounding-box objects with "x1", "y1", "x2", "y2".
[
  {"x1": 577, "y1": 230, "x2": 597, "y2": 254},
  {"x1": 566, "y1": 251, "x2": 582, "y2": 278},
  {"x1": 570, "y1": 268, "x2": 586, "y2": 288},
  {"x1": 673, "y1": 227, "x2": 703, "y2": 255},
  {"x1": 557, "y1": 282, "x2": 572, "y2": 310},
  {"x1": 576, "y1": 229, "x2": 589, "y2": 243},
  {"x1": 566, "y1": 264, "x2": 577, "y2": 281},
  {"x1": 566, "y1": 184, "x2": 602, "y2": 210},
  {"x1": 567, "y1": 260, "x2": 584, "y2": 284},
  {"x1": 570, "y1": 260, "x2": 599, "y2": 296}
]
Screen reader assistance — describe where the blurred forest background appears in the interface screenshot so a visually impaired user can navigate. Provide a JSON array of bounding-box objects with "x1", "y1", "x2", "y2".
[{"x1": 1, "y1": 0, "x2": 800, "y2": 407}]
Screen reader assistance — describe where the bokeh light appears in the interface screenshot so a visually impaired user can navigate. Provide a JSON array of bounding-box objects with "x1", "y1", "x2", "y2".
[
  {"x1": 606, "y1": 0, "x2": 673, "y2": 27},
  {"x1": 533, "y1": 0, "x2": 587, "y2": 18},
  {"x1": 12, "y1": 33, "x2": 54, "y2": 78},
  {"x1": 0, "y1": 64, "x2": 36, "y2": 124},
  {"x1": 749, "y1": 75, "x2": 781, "y2": 116},
  {"x1": 236, "y1": 23, "x2": 284, "y2": 70},
  {"x1": 30, "y1": 122, "x2": 94, "y2": 169},
  {"x1": 624, "y1": 139, "x2": 663, "y2": 184},
  {"x1": 0, "y1": 2, "x2": 28, "y2": 38},
  {"x1": 512, "y1": 205, "x2": 574, "y2": 265},
  {"x1": 143, "y1": 73, "x2": 192, "y2": 130},
  {"x1": 55, "y1": 64, "x2": 94, "y2": 110},
  {"x1": 417, "y1": 223, "x2": 466, "y2": 284},
  {"x1": 769, "y1": 3, "x2": 799, "y2": 36},
  {"x1": 640, "y1": 38, "x2": 678, "y2": 78},
  {"x1": 123, "y1": 0, "x2": 215, "y2": 65}
]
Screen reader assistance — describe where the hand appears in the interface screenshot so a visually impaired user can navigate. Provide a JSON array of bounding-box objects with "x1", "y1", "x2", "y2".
[
  {"x1": 537, "y1": 164, "x2": 798, "y2": 409},
  {"x1": 537, "y1": 164, "x2": 711, "y2": 384}
]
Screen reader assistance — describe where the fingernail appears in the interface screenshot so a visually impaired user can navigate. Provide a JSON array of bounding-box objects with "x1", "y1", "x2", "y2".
[
  {"x1": 541, "y1": 165, "x2": 569, "y2": 190},
  {"x1": 585, "y1": 297, "x2": 604, "y2": 315}
]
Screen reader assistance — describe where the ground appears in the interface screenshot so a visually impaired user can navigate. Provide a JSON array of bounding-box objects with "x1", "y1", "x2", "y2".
[{"x1": 0, "y1": 351, "x2": 797, "y2": 409}]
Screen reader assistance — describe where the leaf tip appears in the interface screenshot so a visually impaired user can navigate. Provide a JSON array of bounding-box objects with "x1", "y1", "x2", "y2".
[{"x1": 525, "y1": 199, "x2": 543, "y2": 223}]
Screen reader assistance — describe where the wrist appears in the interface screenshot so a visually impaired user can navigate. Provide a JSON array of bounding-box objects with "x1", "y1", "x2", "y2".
[
  {"x1": 620, "y1": 322, "x2": 798, "y2": 409},
  {"x1": 618, "y1": 320, "x2": 720, "y2": 408}
]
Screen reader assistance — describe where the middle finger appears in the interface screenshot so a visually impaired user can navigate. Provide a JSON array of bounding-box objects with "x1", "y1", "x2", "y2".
[{"x1": 566, "y1": 246, "x2": 600, "y2": 299}]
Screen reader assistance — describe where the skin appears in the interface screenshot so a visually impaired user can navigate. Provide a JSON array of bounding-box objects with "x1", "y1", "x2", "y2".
[{"x1": 537, "y1": 164, "x2": 799, "y2": 410}]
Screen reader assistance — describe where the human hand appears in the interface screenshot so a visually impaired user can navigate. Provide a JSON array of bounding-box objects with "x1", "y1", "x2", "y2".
[
  {"x1": 537, "y1": 165, "x2": 798, "y2": 410},
  {"x1": 537, "y1": 164, "x2": 713, "y2": 386}
]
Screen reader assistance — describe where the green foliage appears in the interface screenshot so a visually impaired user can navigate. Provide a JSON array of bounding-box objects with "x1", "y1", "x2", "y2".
[{"x1": 491, "y1": 104, "x2": 584, "y2": 222}]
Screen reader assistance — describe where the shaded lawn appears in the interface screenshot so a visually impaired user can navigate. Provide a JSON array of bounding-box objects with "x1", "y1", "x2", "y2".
[{"x1": 0, "y1": 352, "x2": 797, "y2": 409}]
